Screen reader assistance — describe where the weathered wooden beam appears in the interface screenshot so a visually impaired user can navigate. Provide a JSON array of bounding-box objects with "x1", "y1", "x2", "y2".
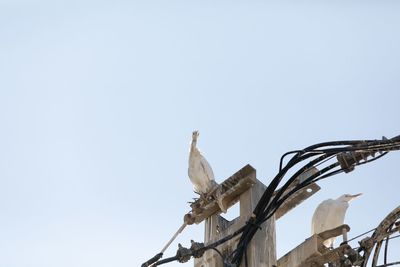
[
  {"x1": 185, "y1": 166, "x2": 322, "y2": 225},
  {"x1": 185, "y1": 164, "x2": 257, "y2": 225},
  {"x1": 277, "y1": 234, "x2": 325, "y2": 267},
  {"x1": 318, "y1": 224, "x2": 350, "y2": 241},
  {"x1": 275, "y1": 168, "x2": 321, "y2": 220},
  {"x1": 277, "y1": 224, "x2": 351, "y2": 267},
  {"x1": 275, "y1": 183, "x2": 320, "y2": 220},
  {"x1": 306, "y1": 244, "x2": 351, "y2": 267}
]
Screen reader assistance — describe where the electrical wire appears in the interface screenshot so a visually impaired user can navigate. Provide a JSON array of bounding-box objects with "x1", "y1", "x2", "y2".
[
  {"x1": 355, "y1": 152, "x2": 388, "y2": 166},
  {"x1": 384, "y1": 236, "x2": 389, "y2": 266},
  {"x1": 347, "y1": 228, "x2": 376, "y2": 242},
  {"x1": 388, "y1": 234, "x2": 400, "y2": 241},
  {"x1": 151, "y1": 256, "x2": 178, "y2": 266},
  {"x1": 227, "y1": 138, "x2": 400, "y2": 266},
  {"x1": 228, "y1": 137, "x2": 400, "y2": 266},
  {"x1": 230, "y1": 160, "x2": 342, "y2": 264},
  {"x1": 142, "y1": 135, "x2": 400, "y2": 267}
]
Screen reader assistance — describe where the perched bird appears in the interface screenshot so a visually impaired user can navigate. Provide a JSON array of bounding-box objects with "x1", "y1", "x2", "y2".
[
  {"x1": 311, "y1": 193, "x2": 362, "y2": 248},
  {"x1": 188, "y1": 131, "x2": 226, "y2": 212},
  {"x1": 188, "y1": 131, "x2": 217, "y2": 194}
]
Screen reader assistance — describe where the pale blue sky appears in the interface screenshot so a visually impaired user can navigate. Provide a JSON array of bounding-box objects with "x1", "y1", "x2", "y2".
[{"x1": 1, "y1": 1, "x2": 399, "y2": 267}]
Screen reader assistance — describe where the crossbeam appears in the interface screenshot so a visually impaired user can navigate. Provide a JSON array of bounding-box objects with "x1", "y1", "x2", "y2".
[
  {"x1": 275, "y1": 167, "x2": 321, "y2": 220},
  {"x1": 184, "y1": 165, "x2": 322, "y2": 225},
  {"x1": 185, "y1": 164, "x2": 257, "y2": 225},
  {"x1": 277, "y1": 224, "x2": 351, "y2": 267}
]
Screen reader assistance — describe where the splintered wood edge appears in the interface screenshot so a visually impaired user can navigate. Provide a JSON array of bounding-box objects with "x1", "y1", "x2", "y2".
[{"x1": 188, "y1": 164, "x2": 257, "y2": 224}]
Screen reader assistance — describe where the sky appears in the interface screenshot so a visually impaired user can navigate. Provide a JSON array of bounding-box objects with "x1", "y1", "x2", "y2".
[{"x1": 0, "y1": 1, "x2": 400, "y2": 267}]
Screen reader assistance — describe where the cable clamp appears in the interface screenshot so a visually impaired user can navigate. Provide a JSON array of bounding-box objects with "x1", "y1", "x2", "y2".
[
  {"x1": 246, "y1": 217, "x2": 262, "y2": 230},
  {"x1": 176, "y1": 244, "x2": 192, "y2": 263},
  {"x1": 190, "y1": 240, "x2": 205, "y2": 258}
]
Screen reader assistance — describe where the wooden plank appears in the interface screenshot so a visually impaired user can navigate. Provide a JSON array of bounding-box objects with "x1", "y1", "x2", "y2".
[
  {"x1": 275, "y1": 183, "x2": 321, "y2": 220},
  {"x1": 277, "y1": 224, "x2": 351, "y2": 267},
  {"x1": 185, "y1": 166, "x2": 321, "y2": 224},
  {"x1": 306, "y1": 244, "x2": 351, "y2": 266},
  {"x1": 275, "y1": 168, "x2": 321, "y2": 220},
  {"x1": 185, "y1": 164, "x2": 257, "y2": 225},
  {"x1": 318, "y1": 224, "x2": 350, "y2": 241},
  {"x1": 277, "y1": 235, "x2": 325, "y2": 267}
]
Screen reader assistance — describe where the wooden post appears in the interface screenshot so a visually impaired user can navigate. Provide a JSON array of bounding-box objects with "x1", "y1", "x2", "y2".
[
  {"x1": 194, "y1": 174, "x2": 277, "y2": 267},
  {"x1": 239, "y1": 179, "x2": 277, "y2": 267},
  {"x1": 187, "y1": 165, "x2": 320, "y2": 267}
]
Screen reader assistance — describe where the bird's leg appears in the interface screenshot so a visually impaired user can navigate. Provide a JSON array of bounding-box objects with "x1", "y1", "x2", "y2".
[{"x1": 214, "y1": 187, "x2": 227, "y2": 213}]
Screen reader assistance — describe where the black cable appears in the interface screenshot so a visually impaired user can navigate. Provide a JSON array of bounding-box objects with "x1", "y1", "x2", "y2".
[
  {"x1": 264, "y1": 155, "x2": 338, "y2": 217},
  {"x1": 321, "y1": 142, "x2": 400, "y2": 155},
  {"x1": 261, "y1": 163, "x2": 343, "y2": 225},
  {"x1": 150, "y1": 256, "x2": 179, "y2": 266},
  {"x1": 203, "y1": 140, "x2": 397, "y2": 265},
  {"x1": 254, "y1": 150, "x2": 334, "y2": 221},
  {"x1": 203, "y1": 225, "x2": 246, "y2": 250},
  {"x1": 389, "y1": 234, "x2": 400, "y2": 240},
  {"x1": 314, "y1": 154, "x2": 337, "y2": 168},
  {"x1": 313, "y1": 168, "x2": 344, "y2": 181},
  {"x1": 279, "y1": 150, "x2": 305, "y2": 171},
  {"x1": 238, "y1": 157, "x2": 339, "y2": 256},
  {"x1": 231, "y1": 160, "x2": 342, "y2": 265},
  {"x1": 347, "y1": 228, "x2": 376, "y2": 242},
  {"x1": 355, "y1": 152, "x2": 388, "y2": 166},
  {"x1": 384, "y1": 236, "x2": 389, "y2": 266},
  {"x1": 234, "y1": 160, "x2": 346, "y2": 263},
  {"x1": 142, "y1": 253, "x2": 163, "y2": 267},
  {"x1": 144, "y1": 136, "x2": 400, "y2": 267},
  {"x1": 260, "y1": 154, "x2": 340, "y2": 226}
]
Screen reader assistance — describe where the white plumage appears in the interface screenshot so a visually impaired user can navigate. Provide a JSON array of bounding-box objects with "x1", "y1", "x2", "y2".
[
  {"x1": 188, "y1": 131, "x2": 217, "y2": 194},
  {"x1": 188, "y1": 131, "x2": 226, "y2": 212},
  {"x1": 311, "y1": 193, "x2": 362, "y2": 247}
]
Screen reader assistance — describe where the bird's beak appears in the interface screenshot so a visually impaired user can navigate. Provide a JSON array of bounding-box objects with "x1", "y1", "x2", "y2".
[{"x1": 349, "y1": 193, "x2": 363, "y2": 201}]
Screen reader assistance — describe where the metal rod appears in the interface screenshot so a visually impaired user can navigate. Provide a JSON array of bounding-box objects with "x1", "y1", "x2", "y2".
[{"x1": 161, "y1": 223, "x2": 187, "y2": 254}]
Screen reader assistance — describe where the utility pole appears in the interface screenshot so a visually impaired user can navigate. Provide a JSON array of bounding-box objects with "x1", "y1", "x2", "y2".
[
  {"x1": 184, "y1": 165, "x2": 320, "y2": 267},
  {"x1": 195, "y1": 179, "x2": 276, "y2": 267},
  {"x1": 143, "y1": 134, "x2": 400, "y2": 267}
]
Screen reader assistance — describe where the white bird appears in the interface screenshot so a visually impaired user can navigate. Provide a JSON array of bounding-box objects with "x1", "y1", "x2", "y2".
[
  {"x1": 188, "y1": 131, "x2": 226, "y2": 212},
  {"x1": 311, "y1": 193, "x2": 362, "y2": 248}
]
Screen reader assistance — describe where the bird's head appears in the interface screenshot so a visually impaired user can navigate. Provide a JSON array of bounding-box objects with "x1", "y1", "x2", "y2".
[
  {"x1": 338, "y1": 193, "x2": 363, "y2": 203},
  {"x1": 192, "y1": 130, "x2": 199, "y2": 141}
]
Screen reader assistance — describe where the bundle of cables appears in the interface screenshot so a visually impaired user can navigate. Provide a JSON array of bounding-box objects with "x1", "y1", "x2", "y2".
[{"x1": 143, "y1": 135, "x2": 400, "y2": 267}]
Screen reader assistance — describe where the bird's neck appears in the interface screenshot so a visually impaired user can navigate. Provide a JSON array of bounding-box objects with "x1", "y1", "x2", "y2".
[
  {"x1": 190, "y1": 140, "x2": 197, "y2": 150},
  {"x1": 189, "y1": 143, "x2": 200, "y2": 158}
]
